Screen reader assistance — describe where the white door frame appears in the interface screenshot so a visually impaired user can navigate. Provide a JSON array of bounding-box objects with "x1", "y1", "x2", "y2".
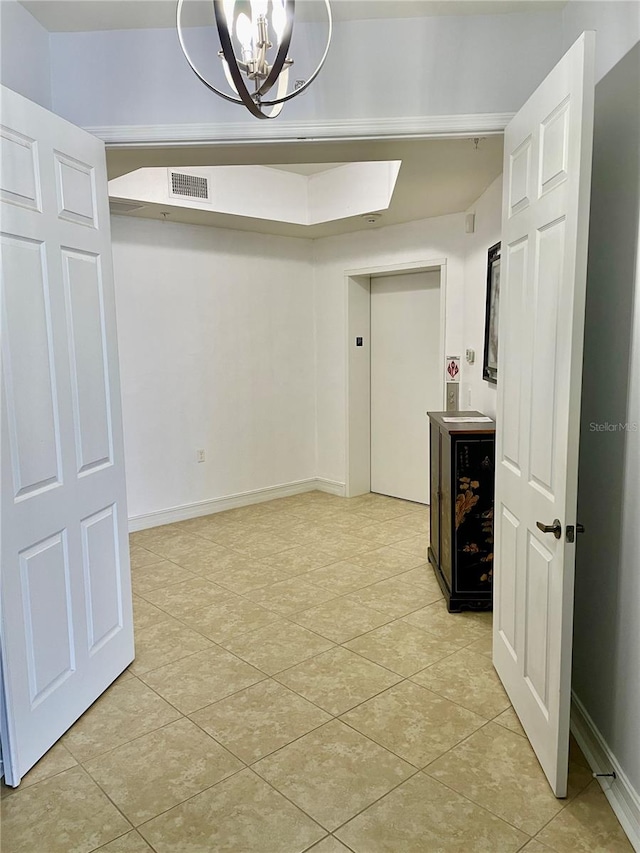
[{"x1": 344, "y1": 259, "x2": 447, "y2": 498}]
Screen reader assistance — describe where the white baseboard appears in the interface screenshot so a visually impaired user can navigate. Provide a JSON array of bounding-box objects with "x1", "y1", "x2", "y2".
[
  {"x1": 128, "y1": 477, "x2": 346, "y2": 531},
  {"x1": 571, "y1": 691, "x2": 640, "y2": 852},
  {"x1": 314, "y1": 477, "x2": 346, "y2": 497}
]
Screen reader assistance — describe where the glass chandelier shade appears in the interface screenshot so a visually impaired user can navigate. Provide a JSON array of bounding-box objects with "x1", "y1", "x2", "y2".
[{"x1": 177, "y1": 0, "x2": 333, "y2": 120}]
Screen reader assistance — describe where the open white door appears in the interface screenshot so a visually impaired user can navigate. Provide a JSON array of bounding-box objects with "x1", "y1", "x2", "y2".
[
  {"x1": 0, "y1": 86, "x2": 134, "y2": 786},
  {"x1": 492, "y1": 32, "x2": 595, "y2": 797}
]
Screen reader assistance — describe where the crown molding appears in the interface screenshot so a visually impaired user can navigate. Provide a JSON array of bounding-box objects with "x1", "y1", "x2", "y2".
[{"x1": 88, "y1": 112, "x2": 514, "y2": 147}]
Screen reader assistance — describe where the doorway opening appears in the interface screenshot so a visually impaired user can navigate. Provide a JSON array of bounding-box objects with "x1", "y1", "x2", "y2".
[{"x1": 345, "y1": 259, "x2": 447, "y2": 499}]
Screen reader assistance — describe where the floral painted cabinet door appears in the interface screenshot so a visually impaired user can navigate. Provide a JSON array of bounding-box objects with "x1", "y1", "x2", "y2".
[
  {"x1": 428, "y1": 411, "x2": 496, "y2": 612},
  {"x1": 454, "y1": 437, "x2": 495, "y2": 592}
]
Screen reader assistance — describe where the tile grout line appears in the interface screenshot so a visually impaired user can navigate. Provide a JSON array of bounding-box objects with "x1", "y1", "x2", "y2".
[
  {"x1": 15, "y1": 672, "x2": 567, "y2": 853},
  {"x1": 132, "y1": 764, "x2": 329, "y2": 844},
  {"x1": 129, "y1": 507, "x2": 503, "y2": 813},
  {"x1": 129, "y1": 566, "x2": 501, "y2": 751},
  {"x1": 134, "y1": 510, "x2": 429, "y2": 577},
  {"x1": 416, "y1": 765, "x2": 539, "y2": 842},
  {"x1": 22, "y1": 495, "x2": 600, "y2": 852},
  {"x1": 418, "y1": 730, "x2": 576, "y2": 840},
  {"x1": 133, "y1": 547, "x2": 430, "y2": 613},
  {"x1": 127, "y1": 505, "x2": 460, "y2": 840},
  {"x1": 92, "y1": 828, "x2": 163, "y2": 853}
]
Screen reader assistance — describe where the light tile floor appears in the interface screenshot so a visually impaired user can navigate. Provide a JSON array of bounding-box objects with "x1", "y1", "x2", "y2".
[{"x1": 1, "y1": 491, "x2": 633, "y2": 853}]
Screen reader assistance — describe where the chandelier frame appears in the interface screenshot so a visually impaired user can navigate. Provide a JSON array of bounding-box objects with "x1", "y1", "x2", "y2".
[{"x1": 176, "y1": 0, "x2": 333, "y2": 119}]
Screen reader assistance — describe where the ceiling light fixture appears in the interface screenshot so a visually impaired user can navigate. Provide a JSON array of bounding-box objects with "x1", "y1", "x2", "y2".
[{"x1": 177, "y1": 0, "x2": 332, "y2": 120}]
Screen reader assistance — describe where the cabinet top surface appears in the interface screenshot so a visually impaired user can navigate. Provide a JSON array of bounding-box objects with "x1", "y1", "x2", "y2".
[{"x1": 428, "y1": 410, "x2": 496, "y2": 433}]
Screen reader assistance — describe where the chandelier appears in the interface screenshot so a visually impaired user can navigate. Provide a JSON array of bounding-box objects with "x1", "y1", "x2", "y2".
[{"x1": 177, "y1": 0, "x2": 333, "y2": 119}]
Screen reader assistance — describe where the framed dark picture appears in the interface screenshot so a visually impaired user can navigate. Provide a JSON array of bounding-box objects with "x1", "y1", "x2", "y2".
[{"x1": 483, "y1": 241, "x2": 501, "y2": 384}]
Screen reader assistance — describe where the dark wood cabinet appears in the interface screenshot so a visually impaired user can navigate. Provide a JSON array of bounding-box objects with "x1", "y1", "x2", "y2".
[{"x1": 428, "y1": 411, "x2": 495, "y2": 612}]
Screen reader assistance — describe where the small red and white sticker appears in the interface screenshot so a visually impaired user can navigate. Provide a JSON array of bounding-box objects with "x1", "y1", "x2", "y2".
[{"x1": 446, "y1": 356, "x2": 461, "y2": 382}]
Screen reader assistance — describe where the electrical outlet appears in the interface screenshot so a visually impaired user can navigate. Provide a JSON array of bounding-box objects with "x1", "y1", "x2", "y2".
[{"x1": 196, "y1": 449, "x2": 205, "y2": 463}]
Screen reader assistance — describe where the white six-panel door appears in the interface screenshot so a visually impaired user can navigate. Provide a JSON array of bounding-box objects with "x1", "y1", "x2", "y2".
[
  {"x1": 370, "y1": 271, "x2": 441, "y2": 504},
  {"x1": 492, "y1": 33, "x2": 595, "y2": 797},
  {"x1": 0, "y1": 86, "x2": 134, "y2": 786}
]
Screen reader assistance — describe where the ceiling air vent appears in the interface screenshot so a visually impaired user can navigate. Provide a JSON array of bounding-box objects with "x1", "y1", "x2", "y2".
[{"x1": 169, "y1": 171, "x2": 210, "y2": 201}]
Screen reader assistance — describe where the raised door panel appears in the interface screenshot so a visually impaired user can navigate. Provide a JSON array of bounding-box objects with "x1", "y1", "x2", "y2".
[
  {"x1": 54, "y1": 152, "x2": 97, "y2": 228},
  {"x1": 81, "y1": 506, "x2": 123, "y2": 654},
  {"x1": 20, "y1": 533, "x2": 75, "y2": 708},
  {"x1": 0, "y1": 128, "x2": 41, "y2": 212},
  {"x1": 523, "y1": 532, "x2": 553, "y2": 716},
  {"x1": 501, "y1": 239, "x2": 527, "y2": 475},
  {"x1": 495, "y1": 505, "x2": 519, "y2": 660},
  {"x1": 1, "y1": 234, "x2": 61, "y2": 499},
  {"x1": 62, "y1": 249, "x2": 112, "y2": 475},
  {"x1": 529, "y1": 219, "x2": 567, "y2": 499},
  {"x1": 539, "y1": 99, "x2": 570, "y2": 197},
  {"x1": 508, "y1": 136, "x2": 532, "y2": 216}
]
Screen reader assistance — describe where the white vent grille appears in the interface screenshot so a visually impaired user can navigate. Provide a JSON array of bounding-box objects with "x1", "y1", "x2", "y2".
[{"x1": 170, "y1": 172, "x2": 209, "y2": 200}]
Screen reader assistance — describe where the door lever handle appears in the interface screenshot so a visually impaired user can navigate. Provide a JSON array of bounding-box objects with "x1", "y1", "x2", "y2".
[{"x1": 536, "y1": 519, "x2": 562, "y2": 540}]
